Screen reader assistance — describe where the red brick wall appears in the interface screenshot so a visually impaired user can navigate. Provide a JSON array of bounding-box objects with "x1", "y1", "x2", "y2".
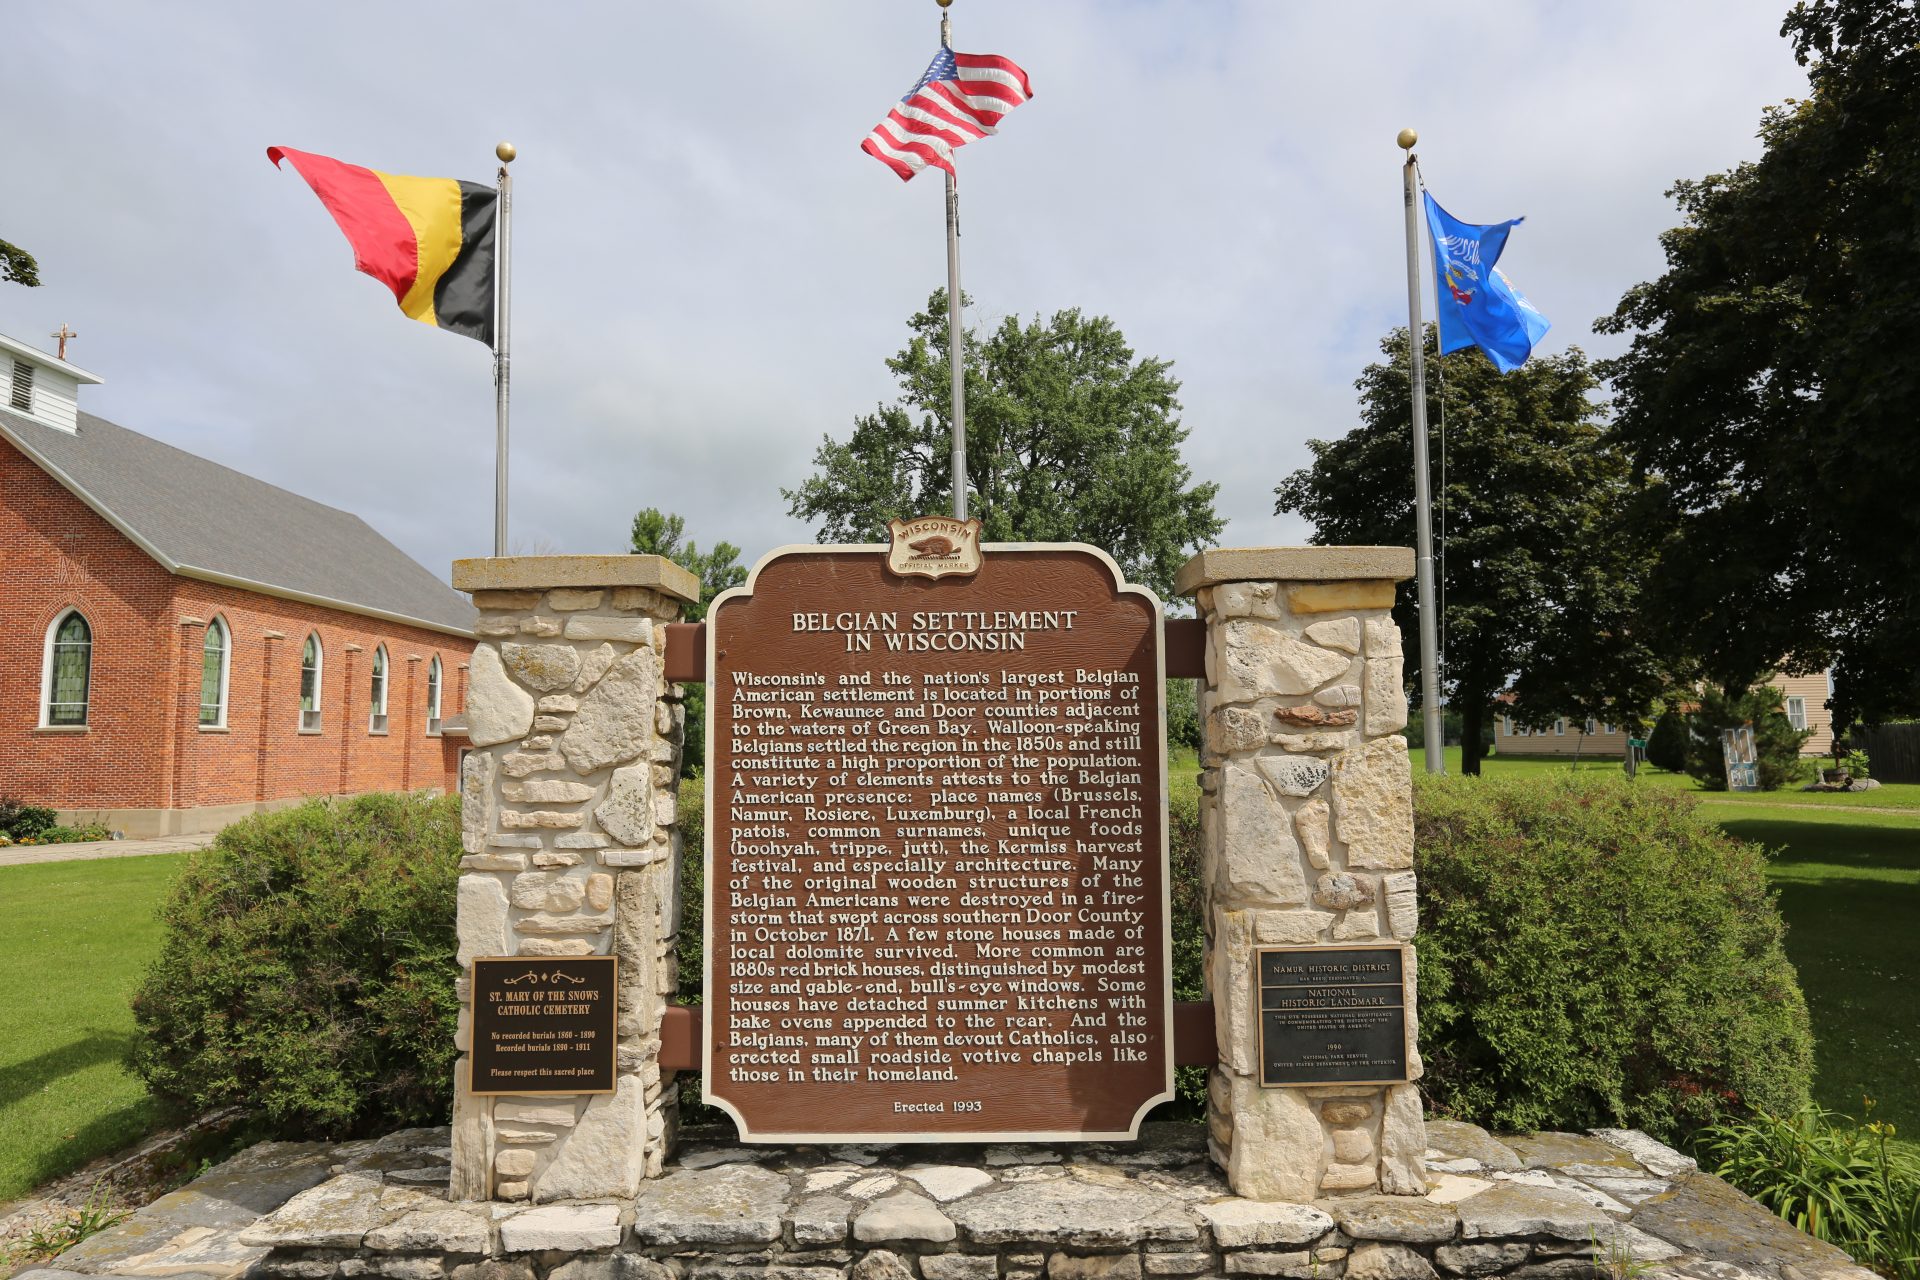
[{"x1": 1, "y1": 434, "x2": 473, "y2": 818}]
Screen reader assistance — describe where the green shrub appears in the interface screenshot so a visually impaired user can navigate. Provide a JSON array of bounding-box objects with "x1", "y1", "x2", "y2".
[
  {"x1": 1646, "y1": 709, "x2": 1690, "y2": 773},
  {"x1": 1701, "y1": 1103, "x2": 1920, "y2": 1280},
  {"x1": 0, "y1": 797, "x2": 57, "y2": 839},
  {"x1": 1414, "y1": 773, "x2": 1812, "y2": 1139},
  {"x1": 1166, "y1": 678, "x2": 1202, "y2": 752},
  {"x1": 128, "y1": 793, "x2": 460, "y2": 1139},
  {"x1": 1684, "y1": 683, "x2": 1813, "y2": 791}
]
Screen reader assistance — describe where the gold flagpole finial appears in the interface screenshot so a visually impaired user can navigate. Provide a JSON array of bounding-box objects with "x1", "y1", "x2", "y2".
[
  {"x1": 936, "y1": 0, "x2": 953, "y2": 7},
  {"x1": 1397, "y1": 128, "x2": 1418, "y2": 151},
  {"x1": 496, "y1": 141, "x2": 517, "y2": 164}
]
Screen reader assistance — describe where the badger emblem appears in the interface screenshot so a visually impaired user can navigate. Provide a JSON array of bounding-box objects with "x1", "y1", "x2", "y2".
[
  {"x1": 885, "y1": 516, "x2": 983, "y2": 580},
  {"x1": 908, "y1": 534, "x2": 959, "y2": 559}
]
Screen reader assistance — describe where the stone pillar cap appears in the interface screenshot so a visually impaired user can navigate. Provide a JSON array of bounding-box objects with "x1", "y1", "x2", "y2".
[
  {"x1": 452, "y1": 554, "x2": 701, "y2": 604},
  {"x1": 1174, "y1": 546, "x2": 1414, "y2": 595}
]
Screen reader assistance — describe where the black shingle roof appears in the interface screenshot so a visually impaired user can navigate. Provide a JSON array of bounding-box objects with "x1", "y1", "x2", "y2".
[{"x1": 2, "y1": 407, "x2": 474, "y2": 635}]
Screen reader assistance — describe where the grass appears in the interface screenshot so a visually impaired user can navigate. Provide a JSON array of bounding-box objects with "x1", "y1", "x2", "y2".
[
  {"x1": 1422, "y1": 745, "x2": 1920, "y2": 810},
  {"x1": 0, "y1": 853, "x2": 182, "y2": 1203}
]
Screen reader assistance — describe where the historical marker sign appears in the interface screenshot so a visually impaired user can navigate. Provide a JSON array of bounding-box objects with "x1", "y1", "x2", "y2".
[
  {"x1": 470, "y1": 955, "x2": 618, "y2": 1095},
  {"x1": 1256, "y1": 944, "x2": 1411, "y2": 1087},
  {"x1": 703, "y1": 542, "x2": 1173, "y2": 1141}
]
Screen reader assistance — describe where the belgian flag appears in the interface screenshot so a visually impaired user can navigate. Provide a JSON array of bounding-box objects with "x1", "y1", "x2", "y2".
[{"x1": 269, "y1": 146, "x2": 497, "y2": 346}]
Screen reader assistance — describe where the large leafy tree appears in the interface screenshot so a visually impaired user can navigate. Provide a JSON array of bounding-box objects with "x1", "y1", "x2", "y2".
[
  {"x1": 1, "y1": 239, "x2": 39, "y2": 287},
  {"x1": 1275, "y1": 328, "x2": 1662, "y2": 774},
  {"x1": 783, "y1": 290, "x2": 1223, "y2": 599},
  {"x1": 628, "y1": 508, "x2": 746, "y2": 773},
  {"x1": 1596, "y1": 0, "x2": 1920, "y2": 730}
]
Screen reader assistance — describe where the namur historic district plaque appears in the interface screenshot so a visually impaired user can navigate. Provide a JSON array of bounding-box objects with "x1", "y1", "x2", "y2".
[
  {"x1": 470, "y1": 955, "x2": 618, "y2": 1096},
  {"x1": 1256, "y1": 943, "x2": 1411, "y2": 1088},
  {"x1": 704, "y1": 525, "x2": 1174, "y2": 1141}
]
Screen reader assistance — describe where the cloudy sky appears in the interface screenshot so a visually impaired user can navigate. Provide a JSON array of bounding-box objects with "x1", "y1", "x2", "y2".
[{"x1": 2, "y1": 2, "x2": 1808, "y2": 583}]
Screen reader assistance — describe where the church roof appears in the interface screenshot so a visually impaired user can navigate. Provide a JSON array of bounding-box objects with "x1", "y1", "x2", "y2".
[{"x1": 1, "y1": 407, "x2": 474, "y2": 637}]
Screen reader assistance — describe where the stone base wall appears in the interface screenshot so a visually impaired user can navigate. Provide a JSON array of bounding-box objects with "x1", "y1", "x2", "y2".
[
  {"x1": 1177, "y1": 548, "x2": 1422, "y2": 1200},
  {"x1": 449, "y1": 557, "x2": 700, "y2": 1203}
]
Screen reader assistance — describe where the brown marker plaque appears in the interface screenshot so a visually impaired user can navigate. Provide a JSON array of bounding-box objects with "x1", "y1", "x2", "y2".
[
  {"x1": 1256, "y1": 944, "x2": 1411, "y2": 1087},
  {"x1": 471, "y1": 955, "x2": 617, "y2": 1096},
  {"x1": 704, "y1": 543, "x2": 1173, "y2": 1141}
]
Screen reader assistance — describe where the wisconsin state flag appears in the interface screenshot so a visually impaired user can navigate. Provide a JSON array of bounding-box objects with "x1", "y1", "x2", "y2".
[{"x1": 269, "y1": 146, "x2": 496, "y2": 345}]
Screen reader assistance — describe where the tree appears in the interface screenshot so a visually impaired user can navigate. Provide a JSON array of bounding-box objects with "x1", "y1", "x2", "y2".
[
  {"x1": 0, "y1": 239, "x2": 39, "y2": 288},
  {"x1": 783, "y1": 290, "x2": 1223, "y2": 599},
  {"x1": 1275, "y1": 327, "x2": 1663, "y2": 775},
  {"x1": 628, "y1": 508, "x2": 746, "y2": 773},
  {"x1": 627, "y1": 508, "x2": 745, "y2": 624},
  {"x1": 1597, "y1": 0, "x2": 1920, "y2": 734},
  {"x1": 1682, "y1": 683, "x2": 1813, "y2": 792},
  {"x1": 1646, "y1": 708, "x2": 1690, "y2": 773}
]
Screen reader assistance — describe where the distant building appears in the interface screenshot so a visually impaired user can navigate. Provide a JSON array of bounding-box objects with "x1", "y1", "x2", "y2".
[
  {"x1": 1493, "y1": 672, "x2": 1836, "y2": 759},
  {"x1": 1, "y1": 332, "x2": 475, "y2": 835}
]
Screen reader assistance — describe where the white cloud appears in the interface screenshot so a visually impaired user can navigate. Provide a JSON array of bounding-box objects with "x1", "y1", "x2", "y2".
[{"x1": 0, "y1": 0, "x2": 1806, "y2": 579}]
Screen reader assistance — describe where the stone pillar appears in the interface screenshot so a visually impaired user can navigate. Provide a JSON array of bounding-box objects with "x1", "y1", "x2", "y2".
[
  {"x1": 1176, "y1": 547, "x2": 1425, "y2": 1201},
  {"x1": 447, "y1": 555, "x2": 699, "y2": 1203}
]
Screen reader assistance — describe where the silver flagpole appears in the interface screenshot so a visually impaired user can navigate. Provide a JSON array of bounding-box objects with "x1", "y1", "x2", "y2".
[
  {"x1": 1399, "y1": 128, "x2": 1445, "y2": 775},
  {"x1": 493, "y1": 142, "x2": 516, "y2": 558},
  {"x1": 940, "y1": 0, "x2": 967, "y2": 521}
]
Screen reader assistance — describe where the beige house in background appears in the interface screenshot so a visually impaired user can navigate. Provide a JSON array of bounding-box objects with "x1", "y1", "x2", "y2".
[{"x1": 1495, "y1": 671, "x2": 1836, "y2": 758}]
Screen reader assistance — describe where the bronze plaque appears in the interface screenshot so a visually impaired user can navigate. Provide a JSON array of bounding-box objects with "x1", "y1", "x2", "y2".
[
  {"x1": 470, "y1": 955, "x2": 618, "y2": 1095},
  {"x1": 1256, "y1": 944, "x2": 1411, "y2": 1087},
  {"x1": 704, "y1": 543, "x2": 1173, "y2": 1141}
]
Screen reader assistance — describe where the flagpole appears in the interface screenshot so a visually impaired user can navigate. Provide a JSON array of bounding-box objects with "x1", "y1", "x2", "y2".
[
  {"x1": 493, "y1": 142, "x2": 515, "y2": 558},
  {"x1": 940, "y1": 0, "x2": 967, "y2": 521},
  {"x1": 1399, "y1": 128, "x2": 1445, "y2": 775}
]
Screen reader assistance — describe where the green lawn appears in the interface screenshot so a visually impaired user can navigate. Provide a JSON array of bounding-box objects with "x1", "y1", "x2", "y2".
[
  {"x1": 0, "y1": 854, "x2": 182, "y2": 1202},
  {"x1": 1426, "y1": 745, "x2": 1920, "y2": 810}
]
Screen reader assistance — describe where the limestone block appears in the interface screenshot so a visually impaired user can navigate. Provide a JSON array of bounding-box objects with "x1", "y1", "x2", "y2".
[
  {"x1": 1287, "y1": 580, "x2": 1395, "y2": 614},
  {"x1": 462, "y1": 853, "x2": 527, "y2": 872},
  {"x1": 449, "y1": 1080, "x2": 492, "y2": 1200},
  {"x1": 461, "y1": 752, "x2": 494, "y2": 854},
  {"x1": 1378, "y1": 1083, "x2": 1428, "y2": 1195},
  {"x1": 1323, "y1": 1161, "x2": 1379, "y2": 1191},
  {"x1": 608, "y1": 585, "x2": 664, "y2": 611},
  {"x1": 652, "y1": 790, "x2": 678, "y2": 827},
  {"x1": 1254, "y1": 909, "x2": 1334, "y2": 943},
  {"x1": 1315, "y1": 872, "x2": 1376, "y2": 911},
  {"x1": 1212, "y1": 911, "x2": 1256, "y2": 1074},
  {"x1": 515, "y1": 911, "x2": 615, "y2": 934},
  {"x1": 1294, "y1": 798, "x2": 1332, "y2": 869},
  {"x1": 475, "y1": 617, "x2": 519, "y2": 637},
  {"x1": 601, "y1": 847, "x2": 668, "y2": 868},
  {"x1": 499, "y1": 809, "x2": 584, "y2": 830},
  {"x1": 1218, "y1": 620, "x2": 1353, "y2": 701},
  {"x1": 547, "y1": 589, "x2": 604, "y2": 611},
  {"x1": 364, "y1": 1205, "x2": 490, "y2": 1253},
  {"x1": 531, "y1": 852, "x2": 582, "y2": 867},
  {"x1": 1258, "y1": 755, "x2": 1330, "y2": 798},
  {"x1": 532, "y1": 716, "x2": 566, "y2": 732},
  {"x1": 1305, "y1": 618, "x2": 1361, "y2": 653},
  {"x1": 1196, "y1": 1187, "x2": 1335, "y2": 1243},
  {"x1": 501, "y1": 779, "x2": 593, "y2": 804},
  {"x1": 1364, "y1": 616, "x2": 1403, "y2": 657},
  {"x1": 1209, "y1": 705, "x2": 1269, "y2": 755},
  {"x1": 924, "y1": 1256, "x2": 1001, "y2": 1280},
  {"x1": 457, "y1": 876, "x2": 511, "y2": 966},
  {"x1": 791, "y1": 1193, "x2": 853, "y2": 1244},
  {"x1": 518, "y1": 616, "x2": 562, "y2": 637},
  {"x1": 615, "y1": 871, "x2": 662, "y2": 1023},
  {"x1": 586, "y1": 873, "x2": 614, "y2": 911},
  {"x1": 1274, "y1": 732, "x2": 1353, "y2": 754},
  {"x1": 1334, "y1": 1128, "x2": 1376, "y2": 1163},
  {"x1": 573, "y1": 643, "x2": 616, "y2": 693},
  {"x1": 1049, "y1": 1255, "x2": 1142, "y2": 1280},
  {"x1": 628, "y1": 1165, "x2": 790, "y2": 1245},
  {"x1": 494, "y1": 1148, "x2": 535, "y2": 1178},
  {"x1": 534, "y1": 1075, "x2": 646, "y2": 1200},
  {"x1": 1346, "y1": 1243, "x2": 1436, "y2": 1280},
  {"x1": 1333, "y1": 910, "x2": 1382, "y2": 941},
  {"x1": 474, "y1": 589, "x2": 544, "y2": 610},
  {"x1": 1333, "y1": 736, "x2": 1415, "y2": 870},
  {"x1": 1322, "y1": 1102, "x2": 1373, "y2": 1125},
  {"x1": 1316, "y1": 683, "x2": 1363, "y2": 708},
  {"x1": 1365, "y1": 658, "x2": 1409, "y2": 736},
  {"x1": 564, "y1": 615, "x2": 652, "y2": 644},
  {"x1": 499, "y1": 1203, "x2": 623, "y2": 1250},
  {"x1": 501, "y1": 751, "x2": 563, "y2": 778},
  {"x1": 853, "y1": 1190, "x2": 957, "y2": 1243},
  {"x1": 852, "y1": 1252, "x2": 917, "y2": 1280},
  {"x1": 1435, "y1": 1243, "x2": 1531, "y2": 1275},
  {"x1": 500, "y1": 643, "x2": 581, "y2": 693},
  {"x1": 554, "y1": 831, "x2": 610, "y2": 849},
  {"x1": 516, "y1": 937, "x2": 596, "y2": 957},
  {"x1": 538, "y1": 694, "x2": 579, "y2": 714},
  {"x1": 1219, "y1": 764, "x2": 1308, "y2": 904},
  {"x1": 562, "y1": 648, "x2": 661, "y2": 774},
  {"x1": 510, "y1": 871, "x2": 587, "y2": 912},
  {"x1": 1383, "y1": 872, "x2": 1418, "y2": 939},
  {"x1": 1275, "y1": 704, "x2": 1358, "y2": 728},
  {"x1": 594, "y1": 763, "x2": 655, "y2": 846},
  {"x1": 488, "y1": 834, "x2": 542, "y2": 849},
  {"x1": 1215, "y1": 582, "x2": 1283, "y2": 619},
  {"x1": 467, "y1": 647, "x2": 535, "y2": 747}
]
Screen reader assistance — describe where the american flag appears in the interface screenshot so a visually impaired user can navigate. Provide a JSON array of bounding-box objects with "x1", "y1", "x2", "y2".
[{"x1": 861, "y1": 45, "x2": 1033, "y2": 182}]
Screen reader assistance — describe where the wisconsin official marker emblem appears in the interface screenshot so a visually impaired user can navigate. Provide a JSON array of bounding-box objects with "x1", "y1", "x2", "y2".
[{"x1": 885, "y1": 516, "x2": 983, "y2": 580}]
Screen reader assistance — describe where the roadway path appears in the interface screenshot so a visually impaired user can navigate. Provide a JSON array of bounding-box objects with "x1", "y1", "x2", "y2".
[{"x1": 0, "y1": 831, "x2": 215, "y2": 867}]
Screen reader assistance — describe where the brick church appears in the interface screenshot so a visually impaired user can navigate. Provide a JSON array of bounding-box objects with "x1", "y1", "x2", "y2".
[{"x1": 1, "y1": 330, "x2": 476, "y2": 836}]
